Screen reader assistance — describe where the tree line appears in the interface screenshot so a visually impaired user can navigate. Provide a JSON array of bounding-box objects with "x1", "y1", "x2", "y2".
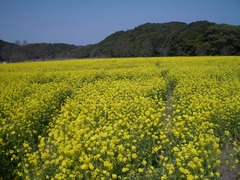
[{"x1": 1, "y1": 21, "x2": 240, "y2": 62}]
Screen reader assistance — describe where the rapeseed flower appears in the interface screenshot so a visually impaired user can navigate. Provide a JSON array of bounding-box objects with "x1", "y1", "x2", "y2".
[{"x1": 1, "y1": 57, "x2": 239, "y2": 179}]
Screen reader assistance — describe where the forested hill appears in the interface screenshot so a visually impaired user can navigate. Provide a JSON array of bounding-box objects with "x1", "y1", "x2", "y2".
[
  {"x1": 1, "y1": 21, "x2": 240, "y2": 62},
  {"x1": 0, "y1": 41, "x2": 77, "y2": 62}
]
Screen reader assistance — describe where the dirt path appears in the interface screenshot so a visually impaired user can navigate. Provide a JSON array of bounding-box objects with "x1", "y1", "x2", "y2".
[
  {"x1": 219, "y1": 145, "x2": 240, "y2": 180},
  {"x1": 162, "y1": 92, "x2": 173, "y2": 126}
]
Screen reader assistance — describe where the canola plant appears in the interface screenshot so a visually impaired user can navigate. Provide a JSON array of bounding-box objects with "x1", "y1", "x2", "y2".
[{"x1": 0, "y1": 57, "x2": 239, "y2": 179}]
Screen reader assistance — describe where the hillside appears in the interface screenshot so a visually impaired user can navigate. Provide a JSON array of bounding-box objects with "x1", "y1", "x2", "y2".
[
  {"x1": 87, "y1": 21, "x2": 240, "y2": 57},
  {"x1": 0, "y1": 40, "x2": 77, "y2": 62},
  {"x1": 1, "y1": 21, "x2": 240, "y2": 62}
]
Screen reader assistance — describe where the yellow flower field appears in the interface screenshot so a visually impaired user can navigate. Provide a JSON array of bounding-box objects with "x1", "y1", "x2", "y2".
[{"x1": 0, "y1": 57, "x2": 239, "y2": 179}]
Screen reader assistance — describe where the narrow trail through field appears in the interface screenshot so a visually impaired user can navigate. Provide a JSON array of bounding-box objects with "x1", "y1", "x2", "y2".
[
  {"x1": 219, "y1": 145, "x2": 240, "y2": 180},
  {"x1": 162, "y1": 91, "x2": 174, "y2": 129}
]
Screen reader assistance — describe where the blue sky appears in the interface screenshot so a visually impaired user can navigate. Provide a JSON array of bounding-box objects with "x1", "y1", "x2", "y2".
[{"x1": 0, "y1": 0, "x2": 239, "y2": 45}]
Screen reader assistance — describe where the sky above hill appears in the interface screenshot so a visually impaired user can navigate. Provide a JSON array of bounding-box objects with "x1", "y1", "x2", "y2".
[{"x1": 0, "y1": 0, "x2": 239, "y2": 45}]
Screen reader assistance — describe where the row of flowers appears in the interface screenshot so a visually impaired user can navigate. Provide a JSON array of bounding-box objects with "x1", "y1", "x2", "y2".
[{"x1": 0, "y1": 57, "x2": 239, "y2": 179}]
